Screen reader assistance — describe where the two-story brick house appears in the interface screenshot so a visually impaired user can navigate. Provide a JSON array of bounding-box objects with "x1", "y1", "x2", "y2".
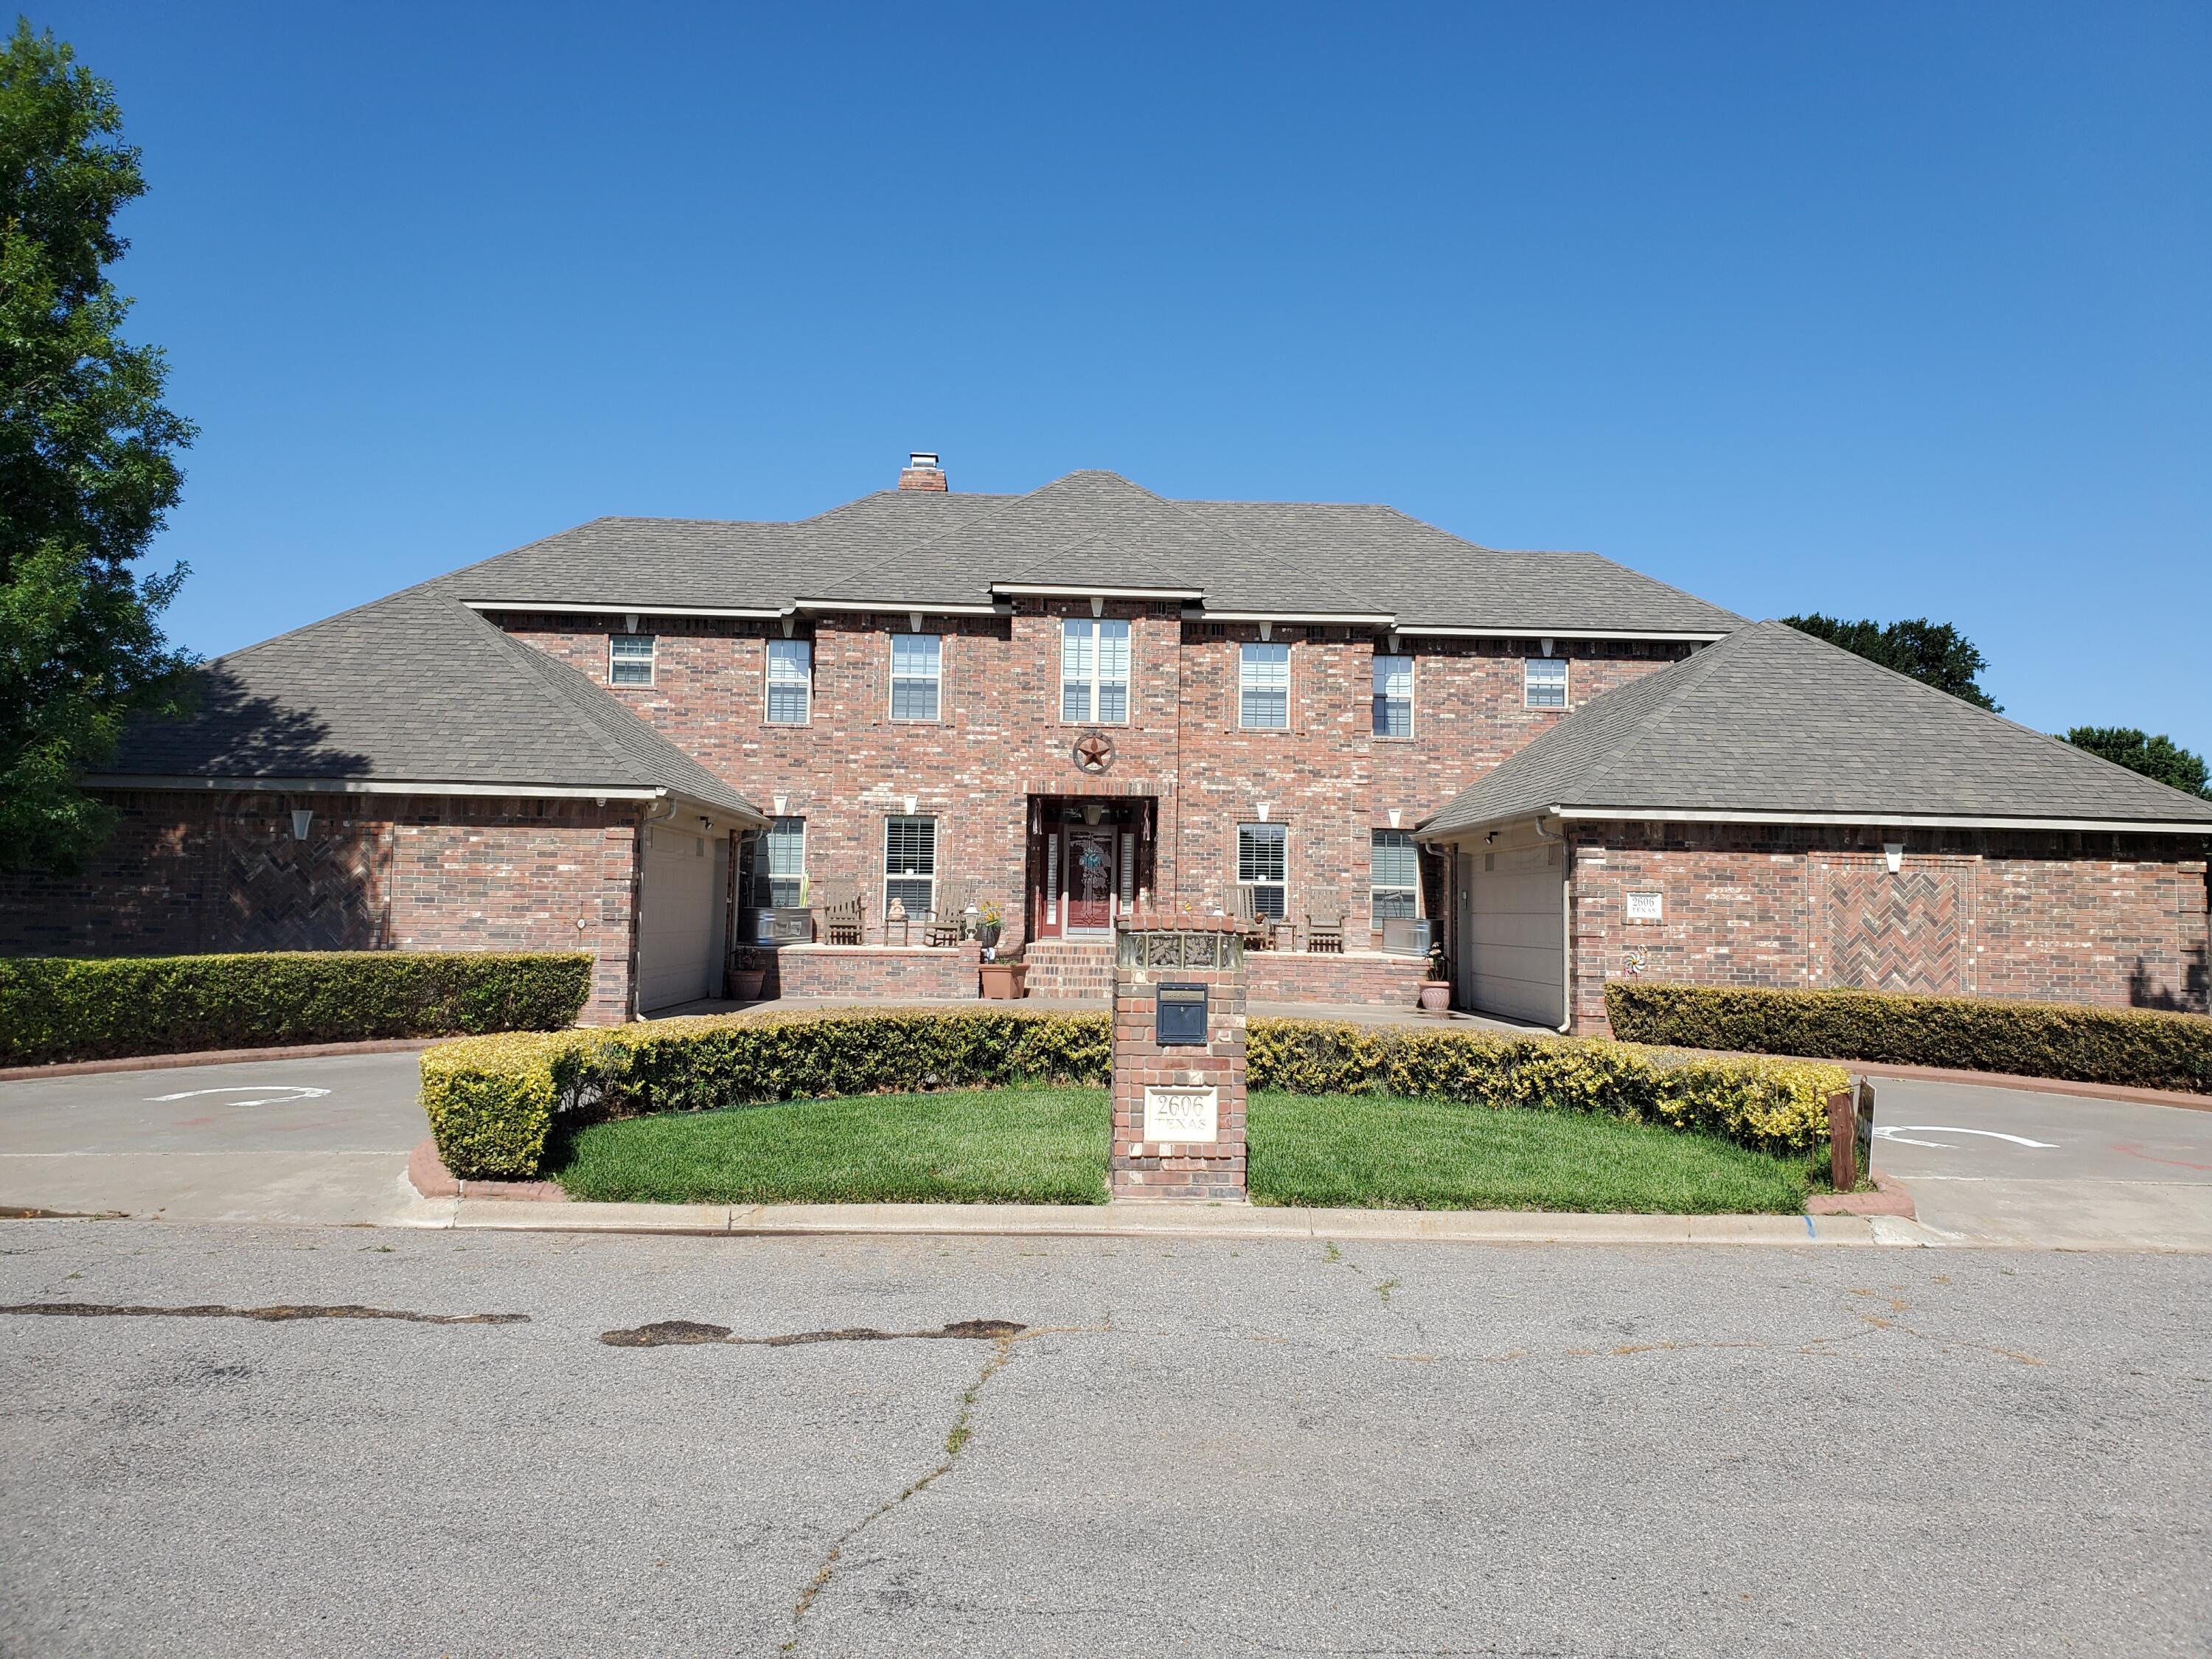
[{"x1": 5, "y1": 455, "x2": 2207, "y2": 1027}]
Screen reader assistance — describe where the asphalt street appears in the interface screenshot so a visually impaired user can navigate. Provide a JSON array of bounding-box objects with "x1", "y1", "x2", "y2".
[{"x1": 2, "y1": 1220, "x2": 2207, "y2": 1657}]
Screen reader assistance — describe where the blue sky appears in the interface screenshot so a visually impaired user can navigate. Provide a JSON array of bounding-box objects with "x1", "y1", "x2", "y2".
[{"x1": 55, "y1": 1, "x2": 2212, "y2": 751}]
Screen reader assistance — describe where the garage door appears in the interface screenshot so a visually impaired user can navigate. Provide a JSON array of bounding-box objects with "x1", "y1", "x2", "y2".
[
  {"x1": 637, "y1": 825, "x2": 726, "y2": 1012},
  {"x1": 1457, "y1": 843, "x2": 1567, "y2": 1027}
]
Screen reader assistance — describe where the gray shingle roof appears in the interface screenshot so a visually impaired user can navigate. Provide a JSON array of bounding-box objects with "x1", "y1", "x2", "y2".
[
  {"x1": 98, "y1": 585, "x2": 762, "y2": 818},
  {"x1": 442, "y1": 470, "x2": 1739, "y2": 634},
  {"x1": 1419, "y1": 620, "x2": 2212, "y2": 835}
]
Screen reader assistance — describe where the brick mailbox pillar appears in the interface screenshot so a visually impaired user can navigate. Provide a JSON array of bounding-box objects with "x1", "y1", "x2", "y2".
[{"x1": 1110, "y1": 915, "x2": 1248, "y2": 1201}]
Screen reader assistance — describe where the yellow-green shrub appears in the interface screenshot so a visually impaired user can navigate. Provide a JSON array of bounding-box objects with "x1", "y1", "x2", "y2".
[
  {"x1": 1248, "y1": 1019, "x2": 1846, "y2": 1155},
  {"x1": 424, "y1": 1006, "x2": 1848, "y2": 1180},
  {"x1": 0, "y1": 951, "x2": 594, "y2": 1067},
  {"x1": 1605, "y1": 980, "x2": 2212, "y2": 1095}
]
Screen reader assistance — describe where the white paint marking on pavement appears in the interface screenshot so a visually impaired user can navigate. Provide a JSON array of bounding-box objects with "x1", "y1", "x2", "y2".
[
  {"x1": 147, "y1": 1085, "x2": 333, "y2": 1108},
  {"x1": 1873, "y1": 1125, "x2": 2059, "y2": 1150}
]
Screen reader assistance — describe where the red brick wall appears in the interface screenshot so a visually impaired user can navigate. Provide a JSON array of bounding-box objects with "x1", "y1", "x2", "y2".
[
  {"x1": 1247, "y1": 950, "x2": 1430, "y2": 1007},
  {"x1": 1568, "y1": 821, "x2": 2211, "y2": 1031},
  {"x1": 773, "y1": 943, "x2": 981, "y2": 1000},
  {"x1": 496, "y1": 611, "x2": 1678, "y2": 954},
  {"x1": 0, "y1": 791, "x2": 644, "y2": 1026}
]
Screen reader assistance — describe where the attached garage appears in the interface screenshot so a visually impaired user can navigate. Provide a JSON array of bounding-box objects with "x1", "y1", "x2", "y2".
[
  {"x1": 636, "y1": 824, "x2": 729, "y2": 1012},
  {"x1": 1452, "y1": 841, "x2": 1568, "y2": 1027}
]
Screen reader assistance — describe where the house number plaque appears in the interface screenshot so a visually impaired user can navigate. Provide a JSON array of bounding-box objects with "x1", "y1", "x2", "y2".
[{"x1": 1142, "y1": 1085, "x2": 1218, "y2": 1143}]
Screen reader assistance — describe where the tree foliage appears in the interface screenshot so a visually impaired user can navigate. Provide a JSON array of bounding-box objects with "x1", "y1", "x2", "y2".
[
  {"x1": 1, "y1": 20, "x2": 195, "y2": 872},
  {"x1": 2064, "y1": 727, "x2": 2211, "y2": 800},
  {"x1": 1782, "y1": 613, "x2": 2000, "y2": 709}
]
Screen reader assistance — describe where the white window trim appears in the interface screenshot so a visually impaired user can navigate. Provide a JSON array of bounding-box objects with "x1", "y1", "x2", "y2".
[
  {"x1": 1524, "y1": 655, "x2": 1569, "y2": 710},
  {"x1": 888, "y1": 632, "x2": 944, "y2": 723},
  {"x1": 1060, "y1": 617, "x2": 1132, "y2": 726},
  {"x1": 759, "y1": 817, "x2": 807, "y2": 908},
  {"x1": 1239, "y1": 641, "x2": 1293, "y2": 731},
  {"x1": 1237, "y1": 821, "x2": 1290, "y2": 919},
  {"x1": 1372, "y1": 653, "x2": 1414, "y2": 740},
  {"x1": 765, "y1": 638, "x2": 812, "y2": 726},
  {"x1": 609, "y1": 632, "x2": 655, "y2": 688}
]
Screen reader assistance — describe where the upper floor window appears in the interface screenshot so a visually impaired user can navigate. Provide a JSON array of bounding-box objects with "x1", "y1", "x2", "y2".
[
  {"x1": 1372, "y1": 653, "x2": 1413, "y2": 737},
  {"x1": 1239, "y1": 641, "x2": 1290, "y2": 729},
  {"x1": 1524, "y1": 656, "x2": 1568, "y2": 709},
  {"x1": 890, "y1": 633, "x2": 941, "y2": 721},
  {"x1": 1061, "y1": 619, "x2": 1131, "y2": 724},
  {"x1": 610, "y1": 633, "x2": 655, "y2": 687},
  {"x1": 754, "y1": 817, "x2": 806, "y2": 908},
  {"x1": 766, "y1": 639, "x2": 811, "y2": 724},
  {"x1": 885, "y1": 815, "x2": 937, "y2": 916},
  {"x1": 1237, "y1": 822, "x2": 1288, "y2": 918},
  {"x1": 1371, "y1": 829, "x2": 1418, "y2": 924}
]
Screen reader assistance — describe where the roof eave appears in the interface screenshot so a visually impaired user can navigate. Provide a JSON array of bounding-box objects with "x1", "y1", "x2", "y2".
[
  {"x1": 1394, "y1": 625, "x2": 1731, "y2": 643},
  {"x1": 1550, "y1": 805, "x2": 2212, "y2": 835},
  {"x1": 82, "y1": 773, "x2": 766, "y2": 827},
  {"x1": 462, "y1": 600, "x2": 785, "y2": 620}
]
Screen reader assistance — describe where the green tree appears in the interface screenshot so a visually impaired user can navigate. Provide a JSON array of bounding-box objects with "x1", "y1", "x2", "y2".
[
  {"x1": 1, "y1": 18, "x2": 195, "y2": 874},
  {"x1": 2064, "y1": 727, "x2": 2211, "y2": 799},
  {"x1": 1783, "y1": 614, "x2": 2000, "y2": 710}
]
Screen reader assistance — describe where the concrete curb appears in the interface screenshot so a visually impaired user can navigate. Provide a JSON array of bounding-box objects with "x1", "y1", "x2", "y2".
[
  {"x1": 0, "y1": 1037, "x2": 440, "y2": 1082},
  {"x1": 1841, "y1": 1060, "x2": 2209, "y2": 1113},
  {"x1": 1806, "y1": 1175, "x2": 1917, "y2": 1218},
  {"x1": 394, "y1": 1196, "x2": 1891, "y2": 1247},
  {"x1": 406, "y1": 1139, "x2": 566, "y2": 1203}
]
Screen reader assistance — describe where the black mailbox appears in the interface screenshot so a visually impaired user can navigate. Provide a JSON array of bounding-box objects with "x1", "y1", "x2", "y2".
[{"x1": 1156, "y1": 983, "x2": 1208, "y2": 1046}]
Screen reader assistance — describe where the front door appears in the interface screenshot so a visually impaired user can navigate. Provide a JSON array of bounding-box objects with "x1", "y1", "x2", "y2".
[{"x1": 1062, "y1": 825, "x2": 1117, "y2": 933}]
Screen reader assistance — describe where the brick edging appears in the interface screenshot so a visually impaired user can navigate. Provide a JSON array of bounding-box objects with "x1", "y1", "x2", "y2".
[
  {"x1": 0, "y1": 1037, "x2": 443, "y2": 1082},
  {"x1": 1834, "y1": 1059, "x2": 2212, "y2": 1113},
  {"x1": 406, "y1": 1138, "x2": 567, "y2": 1203}
]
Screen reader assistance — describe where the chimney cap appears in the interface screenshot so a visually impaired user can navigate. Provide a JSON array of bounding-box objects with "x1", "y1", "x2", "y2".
[{"x1": 898, "y1": 451, "x2": 948, "y2": 491}]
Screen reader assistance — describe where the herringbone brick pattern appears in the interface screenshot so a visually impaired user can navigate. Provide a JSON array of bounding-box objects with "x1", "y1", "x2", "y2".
[
  {"x1": 1823, "y1": 863, "x2": 1965, "y2": 994},
  {"x1": 206, "y1": 819, "x2": 390, "y2": 951}
]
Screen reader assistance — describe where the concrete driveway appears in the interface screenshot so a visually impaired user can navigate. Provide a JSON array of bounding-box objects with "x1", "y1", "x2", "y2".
[
  {"x1": 1868, "y1": 1076, "x2": 2212, "y2": 1250},
  {"x1": 0, "y1": 1051, "x2": 434, "y2": 1225}
]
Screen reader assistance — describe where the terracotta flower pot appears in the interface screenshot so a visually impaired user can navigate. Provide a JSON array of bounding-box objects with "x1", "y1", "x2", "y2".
[
  {"x1": 978, "y1": 961, "x2": 1027, "y2": 1000},
  {"x1": 1417, "y1": 981, "x2": 1451, "y2": 1014},
  {"x1": 728, "y1": 968, "x2": 768, "y2": 1001}
]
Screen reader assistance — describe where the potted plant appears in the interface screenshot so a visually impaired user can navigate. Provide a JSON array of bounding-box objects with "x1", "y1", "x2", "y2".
[
  {"x1": 1416, "y1": 947, "x2": 1451, "y2": 1015},
  {"x1": 978, "y1": 947, "x2": 1026, "y2": 999},
  {"x1": 973, "y1": 899, "x2": 1004, "y2": 951}
]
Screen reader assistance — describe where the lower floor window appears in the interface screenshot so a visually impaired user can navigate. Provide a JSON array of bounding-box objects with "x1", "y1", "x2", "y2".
[
  {"x1": 755, "y1": 817, "x2": 805, "y2": 908},
  {"x1": 885, "y1": 815, "x2": 937, "y2": 917},
  {"x1": 1237, "y1": 822, "x2": 1287, "y2": 919},
  {"x1": 1371, "y1": 828, "x2": 1418, "y2": 924}
]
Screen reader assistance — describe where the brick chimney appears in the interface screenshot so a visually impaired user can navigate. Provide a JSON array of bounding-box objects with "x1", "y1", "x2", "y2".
[{"x1": 898, "y1": 451, "x2": 947, "y2": 492}]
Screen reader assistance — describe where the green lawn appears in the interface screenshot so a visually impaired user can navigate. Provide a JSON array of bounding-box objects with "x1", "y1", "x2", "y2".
[
  {"x1": 549, "y1": 1086, "x2": 1811, "y2": 1214},
  {"x1": 552, "y1": 1085, "x2": 1110, "y2": 1206},
  {"x1": 1247, "y1": 1091, "x2": 1809, "y2": 1214}
]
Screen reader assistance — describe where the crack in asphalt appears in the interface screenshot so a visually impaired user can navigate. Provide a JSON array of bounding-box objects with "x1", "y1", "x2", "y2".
[
  {"x1": 0, "y1": 1301, "x2": 529, "y2": 1326},
  {"x1": 599, "y1": 1317, "x2": 1027, "y2": 1349},
  {"x1": 782, "y1": 1328, "x2": 1026, "y2": 1652}
]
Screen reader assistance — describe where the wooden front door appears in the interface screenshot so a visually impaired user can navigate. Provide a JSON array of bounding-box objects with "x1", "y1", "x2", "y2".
[{"x1": 1062, "y1": 825, "x2": 1117, "y2": 933}]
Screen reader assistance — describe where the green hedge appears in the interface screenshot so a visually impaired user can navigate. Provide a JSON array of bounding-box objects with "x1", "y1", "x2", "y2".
[
  {"x1": 0, "y1": 952, "x2": 594, "y2": 1067},
  {"x1": 1604, "y1": 980, "x2": 2212, "y2": 1096},
  {"x1": 422, "y1": 1006, "x2": 1845, "y2": 1180}
]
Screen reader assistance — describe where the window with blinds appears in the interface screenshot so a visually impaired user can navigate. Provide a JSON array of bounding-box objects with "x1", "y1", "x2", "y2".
[
  {"x1": 754, "y1": 818, "x2": 806, "y2": 907},
  {"x1": 1371, "y1": 828, "x2": 1418, "y2": 923},
  {"x1": 884, "y1": 816, "x2": 936, "y2": 915},
  {"x1": 610, "y1": 633, "x2": 655, "y2": 686},
  {"x1": 1239, "y1": 642, "x2": 1290, "y2": 728},
  {"x1": 1061, "y1": 618, "x2": 1131, "y2": 723},
  {"x1": 1372, "y1": 653, "x2": 1412, "y2": 737},
  {"x1": 1525, "y1": 656, "x2": 1568, "y2": 709},
  {"x1": 891, "y1": 634, "x2": 941, "y2": 721},
  {"x1": 766, "y1": 639, "x2": 811, "y2": 724},
  {"x1": 1237, "y1": 822, "x2": 1287, "y2": 918}
]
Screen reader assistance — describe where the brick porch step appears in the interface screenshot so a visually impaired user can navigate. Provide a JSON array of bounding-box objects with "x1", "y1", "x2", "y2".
[{"x1": 1020, "y1": 939, "x2": 1116, "y2": 1002}]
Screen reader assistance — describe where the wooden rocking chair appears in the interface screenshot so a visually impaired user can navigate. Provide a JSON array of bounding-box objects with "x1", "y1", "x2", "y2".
[{"x1": 819, "y1": 885, "x2": 866, "y2": 947}]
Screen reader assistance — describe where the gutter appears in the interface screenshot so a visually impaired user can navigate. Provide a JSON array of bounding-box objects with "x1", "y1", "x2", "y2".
[
  {"x1": 1417, "y1": 804, "x2": 2212, "y2": 840},
  {"x1": 82, "y1": 774, "x2": 766, "y2": 830}
]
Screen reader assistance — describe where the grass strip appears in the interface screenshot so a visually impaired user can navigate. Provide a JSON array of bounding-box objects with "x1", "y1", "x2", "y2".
[
  {"x1": 552, "y1": 1085, "x2": 1110, "y2": 1206},
  {"x1": 1246, "y1": 1091, "x2": 1809, "y2": 1214}
]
